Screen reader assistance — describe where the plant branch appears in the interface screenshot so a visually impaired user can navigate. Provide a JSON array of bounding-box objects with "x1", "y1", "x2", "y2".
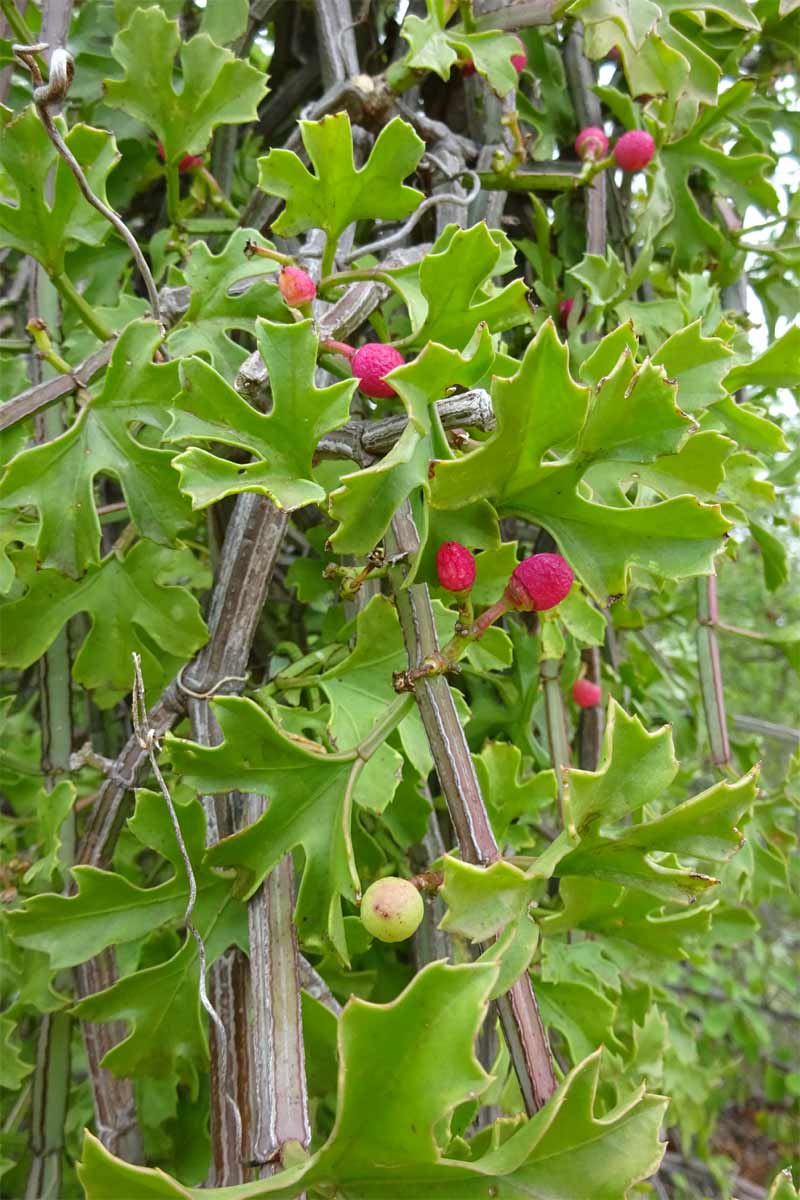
[
  {"x1": 26, "y1": 294, "x2": 81, "y2": 1197},
  {"x1": 540, "y1": 656, "x2": 573, "y2": 835},
  {"x1": 13, "y1": 44, "x2": 162, "y2": 327},
  {"x1": 386, "y1": 502, "x2": 557, "y2": 1114},
  {"x1": 696, "y1": 575, "x2": 731, "y2": 768},
  {"x1": 49, "y1": 272, "x2": 114, "y2": 342},
  {"x1": 246, "y1": 815, "x2": 311, "y2": 1176},
  {"x1": 0, "y1": 337, "x2": 116, "y2": 431}
]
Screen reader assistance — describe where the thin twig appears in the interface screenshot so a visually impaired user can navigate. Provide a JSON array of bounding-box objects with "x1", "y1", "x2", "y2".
[
  {"x1": 540, "y1": 656, "x2": 573, "y2": 835},
  {"x1": 339, "y1": 171, "x2": 480, "y2": 263},
  {"x1": 13, "y1": 44, "x2": 162, "y2": 328},
  {"x1": 0, "y1": 337, "x2": 116, "y2": 432},
  {"x1": 697, "y1": 575, "x2": 731, "y2": 767},
  {"x1": 130, "y1": 653, "x2": 243, "y2": 1162}
]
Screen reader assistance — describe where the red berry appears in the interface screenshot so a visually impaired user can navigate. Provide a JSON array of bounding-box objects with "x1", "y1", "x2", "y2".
[
  {"x1": 157, "y1": 143, "x2": 203, "y2": 172},
  {"x1": 278, "y1": 265, "x2": 316, "y2": 308},
  {"x1": 559, "y1": 298, "x2": 574, "y2": 325},
  {"x1": 613, "y1": 130, "x2": 656, "y2": 172},
  {"x1": 351, "y1": 343, "x2": 405, "y2": 399},
  {"x1": 505, "y1": 552, "x2": 574, "y2": 612},
  {"x1": 608, "y1": 46, "x2": 621, "y2": 63},
  {"x1": 511, "y1": 38, "x2": 527, "y2": 73},
  {"x1": 461, "y1": 59, "x2": 477, "y2": 77},
  {"x1": 572, "y1": 678, "x2": 602, "y2": 708},
  {"x1": 575, "y1": 126, "x2": 609, "y2": 162},
  {"x1": 436, "y1": 542, "x2": 476, "y2": 593},
  {"x1": 178, "y1": 153, "x2": 203, "y2": 173}
]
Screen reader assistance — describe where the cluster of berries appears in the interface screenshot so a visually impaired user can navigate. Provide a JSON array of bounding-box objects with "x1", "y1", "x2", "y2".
[
  {"x1": 360, "y1": 544, "x2": 601, "y2": 944},
  {"x1": 436, "y1": 541, "x2": 602, "y2": 709},
  {"x1": 436, "y1": 543, "x2": 573, "y2": 612},
  {"x1": 574, "y1": 126, "x2": 656, "y2": 172},
  {"x1": 272, "y1": 262, "x2": 406, "y2": 397}
]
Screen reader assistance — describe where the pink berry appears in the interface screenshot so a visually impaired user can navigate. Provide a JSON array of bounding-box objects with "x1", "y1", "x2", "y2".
[
  {"x1": 575, "y1": 126, "x2": 609, "y2": 162},
  {"x1": 157, "y1": 143, "x2": 203, "y2": 172},
  {"x1": 436, "y1": 542, "x2": 476, "y2": 593},
  {"x1": 613, "y1": 130, "x2": 656, "y2": 172},
  {"x1": 505, "y1": 552, "x2": 574, "y2": 612},
  {"x1": 178, "y1": 153, "x2": 203, "y2": 172},
  {"x1": 278, "y1": 265, "x2": 316, "y2": 308},
  {"x1": 608, "y1": 46, "x2": 621, "y2": 63},
  {"x1": 511, "y1": 38, "x2": 527, "y2": 73},
  {"x1": 559, "y1": 298, "x2": 574, "y2": 325},
  {"x1": 572, "y1": 678, "x2": 602, "y2": 708},
  {"x1": 351, "y1": 343, "x2": 405, "y2": 399}
]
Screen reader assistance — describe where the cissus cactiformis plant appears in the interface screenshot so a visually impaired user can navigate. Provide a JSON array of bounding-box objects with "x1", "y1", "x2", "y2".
[{"x1": 0, "y1": 2, "x2": 797, "y2": 1199}]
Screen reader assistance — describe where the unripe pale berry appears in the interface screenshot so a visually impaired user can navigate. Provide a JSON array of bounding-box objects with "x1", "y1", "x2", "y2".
[
  {"x1": 505, "y1": 552, "x2": 574, "y2": 612},
  {"x1": 278, "y1": 265, "x2": 316, "y2": 307},
  {"x1": 351, "y1": 343, "x2": 405, "y2": 399},
  {"x1": 575, "y1": 126, "x2": 609, "y2": 162},
  {"x1": 360, "y1": 877, "x2": 424, "y2": 943},
  {"x1": 613, "y1": 130, "x2": 656, "y2": 172},
  {"x1": 573, "y1": 678, "x2": 602, "y2": 708},
  {"x1": 436, "y1": 541, "x2": 476, "y2": 593}
]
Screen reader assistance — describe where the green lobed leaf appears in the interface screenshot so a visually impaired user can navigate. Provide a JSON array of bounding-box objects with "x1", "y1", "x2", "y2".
[
  {"x1": 429, "y1": 321, "x2": 730, "y2": 601},
  {"x1": 166, "y1": 230, "x2": 290, "y2": 377},
  {"x1": 577, "y1": 0, "x2": 759, "y2": 104},
  {"x1": 166, "y1": 697, "x2": 361, "y2": 960},
  {"x1": 258, "y1": 112, "x2": 424, "y2": 244},
  {"x1": 568, "y1": 247, "x2": 627, "y2": 307},
  {"x1": 657, "y1": 83, "x2": 779, "y2": 269},
  {"x1": 104, "y1": 6, "x2": 268, "y2": 163},
  {"x1": 0, "y1": 107, "x2": 117, "y2": 274},
  {"x1": 526, "y1": 701, "x2": 758, "y2": 902},
  {"x1": 542, "y1": 878, "x2": 718, "y2": 959},
  {"x1": 535, "y1": 979, "x2": 623, "y2": 1064},
  {"x1": 168, "y1": 319, "x2": 356, "y2": 511},
  {"x1": 318, "y1": 595, "x2": 424, "y2": 809},
  {"x1": 651, "y1": 320, "x2": 735, "y2": 413},
  {"x1": 0, "y1": 542, "x2": 208, "y2": 707},
  {"x1": 0, "y1": 1014, "x2": 33, "y2": 1090},
  {"x1": 78, "y1": 978, "x2": 667, "y2": 1200},
  {"x1": 398, "y1": 2, "x2": 522, "y2": 95},
  {"x1": 395, "y1": 222, "x2": 531, "y2": 351},
  {"x1": 0, "y1": 320, "x2": 192, "y2": 578},
  {"x1": 72, "y1": 936, "x2": 209, "y2": 1089},
  {"x1": 723, "y1": 323, "x2": 800, "y2": 393},
  {"x1": 6, "y1": 791, "x2": 239, "y2": 971},
  {"x1": 22, "y1": 781, "x2": 75, "y2": 890},
  {"x1": 474, "y1": 741, "x2": 557, "y2": 843},
  {"x1": 440, "y1": 857, "x2": 532, "y2": 941}
]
